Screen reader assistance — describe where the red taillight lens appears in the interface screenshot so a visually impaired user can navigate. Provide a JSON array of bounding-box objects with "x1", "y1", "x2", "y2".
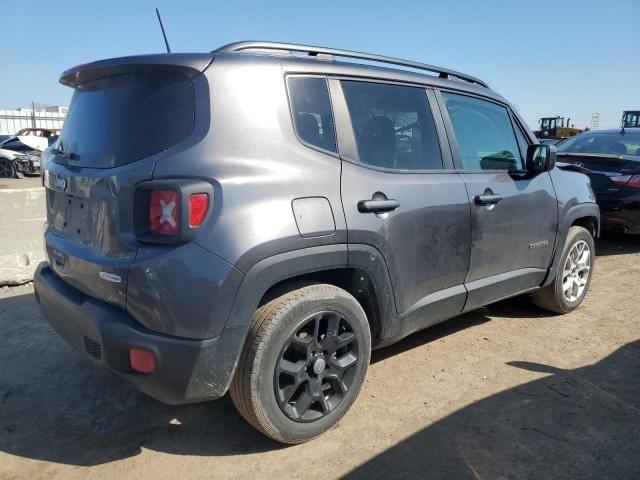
[
  {"x1": 612, "y1": 174, "x2": 640, "y2": 188},
  {"x1": 129, "y1": 348, "x2": 155, "y2": 373},
  {"x1": 149, "y1": 190, "x2": 179, "y2": 236},
  {"x1": 627, "y1": 175, "x2": 640, "y2": 188},
  {"x1": 189, "y1": 193, "x2": 209, "y2": 228}
]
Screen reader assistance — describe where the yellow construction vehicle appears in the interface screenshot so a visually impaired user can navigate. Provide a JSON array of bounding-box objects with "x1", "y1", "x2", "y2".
[
  {"x1": 622, "y1": 111, "x2": 640, "y2": 128},
  {"x1": 534, "y1": 116, "x2": 582, "y2": 140}
]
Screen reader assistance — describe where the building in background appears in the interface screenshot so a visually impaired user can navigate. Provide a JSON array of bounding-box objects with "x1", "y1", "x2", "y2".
[{"x1": 0, "y1": 104, "x2": 67, "y2": 135}]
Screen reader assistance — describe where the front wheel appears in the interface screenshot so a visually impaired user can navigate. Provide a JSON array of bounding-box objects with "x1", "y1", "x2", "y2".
[
  {"x1": 0, "y1": 158, "x2": 16, "y2": 178},
  {"x1": 230, "y1": 283, "x2": 371, "y2": 444},
  {"x1": 532, "y1": 226, "x2": 594, "y2": 314}
]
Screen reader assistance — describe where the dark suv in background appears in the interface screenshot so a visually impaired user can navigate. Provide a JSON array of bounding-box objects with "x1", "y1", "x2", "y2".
[{"x1": 34, "y1": 42, "x2": 599, "y2": 443}]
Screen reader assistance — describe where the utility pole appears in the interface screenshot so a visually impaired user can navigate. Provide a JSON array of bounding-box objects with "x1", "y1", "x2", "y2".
[{"x1": 31, "y1": 101, "x2": 36, "y2": 128}]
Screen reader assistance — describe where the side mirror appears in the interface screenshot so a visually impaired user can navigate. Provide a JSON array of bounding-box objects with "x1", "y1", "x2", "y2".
[{"x1": 526, "y1": 144, "x2": 556, "y2": 174}]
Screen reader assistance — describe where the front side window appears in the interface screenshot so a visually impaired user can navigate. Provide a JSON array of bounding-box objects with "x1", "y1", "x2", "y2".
[
  {"x1": 442, "y1": 92, "x2": 522, "y2": 171},
  {"x1": 341, "y1": 81, "x2": 443, "y2": 170},
  {"x1": 287, "y1": 77, "x2": 336, "y2": 153}
]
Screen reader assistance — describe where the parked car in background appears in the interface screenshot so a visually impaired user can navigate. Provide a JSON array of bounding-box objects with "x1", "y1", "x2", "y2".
[
  {"x1": 540, "y1": 138, "x2": 562, "y2": 146},
  {"x1": 556, "y1": 128, "x2": 640, "y2": 234},
  {"x1": 35, "y1": 41, "x2": 599, "y2": 444},
  {"x1": 0, "y1": 134, "x2": 46, "y2": 178}
]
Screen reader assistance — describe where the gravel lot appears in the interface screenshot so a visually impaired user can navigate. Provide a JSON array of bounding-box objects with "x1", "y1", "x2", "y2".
[{"x1": 1, "y1": 233, "x2": 639, "y2": 480}]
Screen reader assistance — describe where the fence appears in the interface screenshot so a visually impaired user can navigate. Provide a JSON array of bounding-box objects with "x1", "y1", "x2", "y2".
[{"x1": 0, "y1": 109, "x2": 67, "y2": 135}]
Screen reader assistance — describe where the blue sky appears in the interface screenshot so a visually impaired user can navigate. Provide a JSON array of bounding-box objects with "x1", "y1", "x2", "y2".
[{"x1": 2, "y1": 0, "x2": 638, "y2": 129}]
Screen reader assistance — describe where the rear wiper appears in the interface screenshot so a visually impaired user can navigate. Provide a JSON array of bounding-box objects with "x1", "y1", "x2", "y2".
[{"x1": 52, "y1": 147, "x2": 78, "y2": 161}]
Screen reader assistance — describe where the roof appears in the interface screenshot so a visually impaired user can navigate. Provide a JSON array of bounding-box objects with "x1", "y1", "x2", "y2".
[
  {"x1": 214, "y1": 41, "x2": 488, "y2": 87},
  {"x1": 211, "y1": 41, "x2": 502, "y2": 101}
]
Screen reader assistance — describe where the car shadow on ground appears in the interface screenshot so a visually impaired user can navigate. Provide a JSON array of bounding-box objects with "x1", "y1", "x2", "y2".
[
  {"x1": 0, "y1": 292, "x2": 283, "y2": 466},
  {"x1": 1, "y1": 290, "x2": 638, "y2": 475},
  {"x1": 349, "y1": 339, "x2": 640, "y2": 479},
  {"x1": 596, "y1": 231, "x2": 640, "y2": 256}
]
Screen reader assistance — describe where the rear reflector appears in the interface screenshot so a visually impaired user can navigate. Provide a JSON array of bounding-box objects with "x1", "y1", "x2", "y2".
[
  {"x1": 188, "y1": 193, "x2": 209, "y2": 227},
  {"x1": 604, "y1": 214, "x2": 628, "y2": 224},
  {"x1": 149, "y1": 190, "x2": 179, "y2": 236},
  {"x1": 129, "y1": 348, "x2": 155, "y2": 373}
]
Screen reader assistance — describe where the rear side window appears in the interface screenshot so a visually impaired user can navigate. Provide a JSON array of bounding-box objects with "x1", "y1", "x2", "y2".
[
  {"x1": 442, "y1": 92, "x2": 522, "y2": 171},
  {"x1": 287, "y1": 77, "x2": 336, "y2": 153},
  {"x1": 341, "y1": 81, "x2": 443, "y2": 170},
  {"x1": 59, "y1": 71, "x2": 194, "y2": 168}
]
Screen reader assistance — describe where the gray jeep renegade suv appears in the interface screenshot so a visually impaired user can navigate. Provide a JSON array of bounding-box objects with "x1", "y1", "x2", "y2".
[{"x1": 34, "y1": 41, "x2": 599, "y2": 443}]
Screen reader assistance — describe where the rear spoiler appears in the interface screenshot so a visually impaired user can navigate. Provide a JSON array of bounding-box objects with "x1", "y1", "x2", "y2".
[
  {"x1": 556, "y1": 161, "x2": 592, "y2": 175},
  {"x1": 59, "y1": 53, "x2": 214, "y2": 88},
  {"x1": 557, "y1": 152, "x2": 633, "y2": 162}
]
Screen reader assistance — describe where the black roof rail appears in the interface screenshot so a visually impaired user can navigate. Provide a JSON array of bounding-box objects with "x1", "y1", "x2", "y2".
[{"x1": 214, "y1": 41, "x2": 489, "y2": 88}]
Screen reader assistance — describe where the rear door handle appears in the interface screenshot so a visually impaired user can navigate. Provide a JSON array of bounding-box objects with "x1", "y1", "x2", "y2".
[
  {"x1": 358, "y1": 199, "x2": 400, "y2": 213},
  {"x1": 474, "y1": 194, "x2": 503, "y2": 206}
]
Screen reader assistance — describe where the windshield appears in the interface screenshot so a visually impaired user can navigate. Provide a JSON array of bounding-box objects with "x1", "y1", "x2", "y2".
[
  {"x1": 58, "y1": 70, "x2": 194, "y2": 168},
  {"x1": 556, "y1": 132, "x2": 640, "y2": 156}
]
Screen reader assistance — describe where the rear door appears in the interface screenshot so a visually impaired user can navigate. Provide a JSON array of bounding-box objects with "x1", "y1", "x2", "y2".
[
  {"x1": 331, "y1": 79, "x2": 471, "y2": 337},
  {"x1": 437, "y1": 91, "x2": 558, "y2": 310},
  {"x1": 43, "y1": 62, "x2": 204, "y2": 308}
]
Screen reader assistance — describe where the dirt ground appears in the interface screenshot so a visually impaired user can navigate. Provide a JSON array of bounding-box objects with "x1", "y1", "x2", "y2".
[{"x1": 0, "y1": 233, "x2": 639, "y2": 480}]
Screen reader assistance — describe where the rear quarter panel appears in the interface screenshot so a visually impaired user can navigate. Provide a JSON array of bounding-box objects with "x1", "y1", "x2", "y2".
[
  {"x1": 151, "y1": 54, "x2": 346, "y2": 271},
  {"x1": 549, "y1": 167, "x2": 597, "y2": 223}
]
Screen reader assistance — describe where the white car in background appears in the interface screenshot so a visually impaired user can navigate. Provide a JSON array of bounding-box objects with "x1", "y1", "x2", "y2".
[{"x1": 0, "y1": 130, "x2": 54, "y2": 178}]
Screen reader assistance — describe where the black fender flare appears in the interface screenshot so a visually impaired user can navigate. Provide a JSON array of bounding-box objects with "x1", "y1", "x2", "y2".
[
  {"x1": 543, "y1": 202, "x2": 600, "y2": 287},
  {"x1": 210, "y1": 244, "x2": 348, "y2": 396},
  {"x1": 225, "y1": 244, "x2": 348, "y2": 329},
  {"x1": 212, "y1": 243, "x2": 398, "y2": 396}
]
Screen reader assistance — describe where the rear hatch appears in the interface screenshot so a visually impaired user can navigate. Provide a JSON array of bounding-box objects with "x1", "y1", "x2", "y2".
[
  {"x1": 43, "y1": 53, "x2": 212, "y2": 308},
  {"x1": 557, "y1": 153, "x2": 640, "y2": 196}
]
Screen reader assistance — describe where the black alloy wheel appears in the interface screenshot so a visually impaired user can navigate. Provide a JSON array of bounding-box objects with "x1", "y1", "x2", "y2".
[{"x1": 274, "y1": 311, "x2": 359, "y2": 422}]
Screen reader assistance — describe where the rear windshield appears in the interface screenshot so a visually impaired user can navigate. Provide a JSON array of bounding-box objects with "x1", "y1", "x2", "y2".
[
  {"x1": 57, "y1": 71, "x2": 194, "y2": 168},
  {"x1": 557, "y1": 132, "x2": 640, "y2": 156}
]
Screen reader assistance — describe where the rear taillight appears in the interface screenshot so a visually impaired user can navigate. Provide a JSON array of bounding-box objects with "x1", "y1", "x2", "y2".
[
  {"x1": 188, "y1": 193, "x2": 209, "y2": 228},
  {"x1": 135, "y1": 180, "x2": 214, "y2": 243},
  {"x1": 611, "y1": 175, "x2": 640, "y2": 188},
  {"x1": 149, "y1": 190, "x2": 179, "y2": 236}
]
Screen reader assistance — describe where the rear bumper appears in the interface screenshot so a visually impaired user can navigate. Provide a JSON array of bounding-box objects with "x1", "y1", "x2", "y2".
[
  {"x1": 598, "y1": 195, "x2": 640, "y2": 234},
  {"x1": 34, "y1": 262, "x2": 247, "y2": 404}
]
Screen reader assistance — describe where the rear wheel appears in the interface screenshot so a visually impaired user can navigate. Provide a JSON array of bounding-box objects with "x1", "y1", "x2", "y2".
[
  {"x1": 532, "y1": 226, "x2": 594, "y2": 313},
  {"x1": 230, "y1": 283, "x2": 371, "y2": 444}
]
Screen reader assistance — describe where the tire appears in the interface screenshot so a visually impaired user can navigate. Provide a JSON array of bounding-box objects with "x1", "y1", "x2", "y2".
[
  {"x1": 0, "y1": 158, "x2": 15, "y2": 178},
  {"x1": 230, "y1": 283, "x2": 371, "y2": 444},
  {"x1": 532, "y1": 226, "x2": 594, "y2": 314}
]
